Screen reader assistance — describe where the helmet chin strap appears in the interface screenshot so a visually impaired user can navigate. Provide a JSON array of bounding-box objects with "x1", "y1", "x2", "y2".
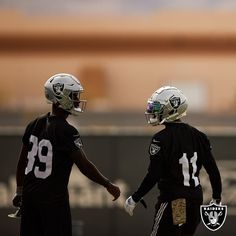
[
  {"x1": 160, "y1": 112, "x2": 180, "y2": 124},
  {"x1": 159, "y1": 118, "x2": 166, "y2": 125},
  {"x1": 160, "y1": 111, "x2": 187, "y2": 124}
]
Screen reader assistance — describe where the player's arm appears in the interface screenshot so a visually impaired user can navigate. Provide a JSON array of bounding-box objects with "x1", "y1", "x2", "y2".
[
  {"x1": 125, "y1": 156, "x2": 161, "y2": 216},
  {"x1": 202, "y1": 151, "x2": 222, "y2": 201},
  {"x1": 70, "y1": 148, "x2": 120, "y2": 201},
  {"x1": 132, "y1": 158, "x2": 160, "y2": 202},
  {"x1": 124, "y1": 137, "x2": 162, "y2": 216},
  {"x1": 12, "y1": 144, "x2": 28, "y2": 207}
]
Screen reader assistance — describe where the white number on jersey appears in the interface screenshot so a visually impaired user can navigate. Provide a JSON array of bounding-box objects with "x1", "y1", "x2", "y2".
[
  {"x1": 179, "y1": 152, "x2": 199, "y2": 187},
  {"x1": 25, "y1": 135, "x2": 53, "y2": 179}
]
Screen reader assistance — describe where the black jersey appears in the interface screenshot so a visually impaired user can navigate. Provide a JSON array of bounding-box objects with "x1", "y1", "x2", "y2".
[
  {"x1": 22, "y1": 113, "x2": 82, "y2": 204},
  {"x1": 132, "y1": 122, "x2": 222, "y2": 202}
]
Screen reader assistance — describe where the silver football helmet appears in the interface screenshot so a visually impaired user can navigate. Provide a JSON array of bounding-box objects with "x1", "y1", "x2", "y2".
[
  {"x1": 145, "y1": 86, "x2": 188, "y2": 125},
  {"x1": 44, "y1": 73, "x2": 87, "y2": 115}
]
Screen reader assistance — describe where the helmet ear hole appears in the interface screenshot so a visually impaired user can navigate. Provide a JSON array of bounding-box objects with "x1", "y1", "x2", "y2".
[
  {"x1": 68, "y1": 92, "x2": 73, "y2": 99},
  {"x1": 168, "y1": 110, "x2": 175, "y2": 115}
]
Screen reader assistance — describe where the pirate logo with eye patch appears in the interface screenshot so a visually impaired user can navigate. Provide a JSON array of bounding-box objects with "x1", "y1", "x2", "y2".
[
  {"x1": 53, "y1": 83, "x2": 64, "y2": 95},
  {"x1": 169, "y1": 96, "x2": 181, "y2": 109},
  {"x1": 200, "y1": 203, "x2": 227, "y2": 231}
]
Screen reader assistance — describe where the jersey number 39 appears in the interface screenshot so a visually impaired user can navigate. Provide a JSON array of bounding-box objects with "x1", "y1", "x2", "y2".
[{"x1": 25, "y1": 135, "x2": 53, "y2": 179}]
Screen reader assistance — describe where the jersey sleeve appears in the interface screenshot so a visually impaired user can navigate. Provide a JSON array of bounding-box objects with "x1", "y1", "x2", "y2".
[
  {"x1": 201, "y1": 136, "x2": 222, "y2": 199},
  {"x1": 132, "y1": 136, "x2": 163, "y2": 202},
  {"x1": 63, "y1": 125, "x2": 83, "y2": 153},
  {"x1": 148, "y1": 136, "x2": 162, "y2": 158},
  {"x1": 132, "y1": 157, "x2": 162, "y2": 202}
]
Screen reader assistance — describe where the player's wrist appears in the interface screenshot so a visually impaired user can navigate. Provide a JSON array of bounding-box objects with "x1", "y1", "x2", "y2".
[
  {"x1": 128, "y1": 196, "x2": 136, "y2": 205},
  {"x1": 16, "y1": 186, "x2": 23, "y2": 195},
  {"x1": 210, "y1": 198, "x2": 221, "y2": 205},
  {"x1": 212, "y1": 196, "x2": 221, "y2": 201},
  {"x1": 131, "y1": 194, "x2": 140, "y2": 203},
  {"x1": 103, "y1": 179, "x2": 112, "y2": 188}
]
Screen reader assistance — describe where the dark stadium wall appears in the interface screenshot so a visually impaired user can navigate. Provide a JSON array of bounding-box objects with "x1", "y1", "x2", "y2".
[{"x1": 0, "y1": 134, "x2": 235, "y2": 236}]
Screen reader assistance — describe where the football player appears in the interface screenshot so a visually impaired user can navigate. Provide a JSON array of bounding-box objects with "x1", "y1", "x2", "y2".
[
  {"x1": 12, "y1": 73, "x2": 120, "y2": 236},
  {"x1": 124, "y1": 86, "x2": 222, "y2": 236}
]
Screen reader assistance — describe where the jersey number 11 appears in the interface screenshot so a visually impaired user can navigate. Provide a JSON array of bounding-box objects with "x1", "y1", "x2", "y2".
[{"x1": 179, "y1": 152, "x2": 199, "y2": 187}]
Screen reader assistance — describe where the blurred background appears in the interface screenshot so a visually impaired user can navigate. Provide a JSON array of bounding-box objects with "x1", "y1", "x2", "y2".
[{"x1": 0, "y1": 0, "x2": 236, "y2": 235}]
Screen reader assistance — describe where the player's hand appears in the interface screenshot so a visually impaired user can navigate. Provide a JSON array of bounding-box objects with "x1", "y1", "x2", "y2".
[
  {"x1": 124, "y1": 196, "x2": 137, "y2": 216},
  {"x1": 12, "y1": 194, "x2": 22, "y2": 208},
  {"x1": 106, "y1": 182, "x2": 120, "y2": 201},
  {"x1": 210, "y1": 198, "x2": 221, "y2": 205}
]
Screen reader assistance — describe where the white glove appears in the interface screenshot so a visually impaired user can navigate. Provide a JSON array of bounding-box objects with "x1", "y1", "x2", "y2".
[
  {"x1": 210, "y1": 199, "x2": 222, "y2": 205},
  {"x1": 124, "y1": 196, "x2": 137, "y2": 216}
]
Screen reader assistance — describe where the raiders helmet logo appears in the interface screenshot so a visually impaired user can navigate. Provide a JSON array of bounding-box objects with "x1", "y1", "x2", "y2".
[
  {"x1": 169, "y1": 96, "x2": 181, "y2": 109},
  {"x1": 53, "y1": 83, "x2": 64, "y2": 95},
  {"x1": 200, "y1": 203, "x2": 227, "y2": 231}
]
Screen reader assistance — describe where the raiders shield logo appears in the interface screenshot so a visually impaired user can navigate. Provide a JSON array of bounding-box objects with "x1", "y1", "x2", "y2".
[
  {"x1": 53, "y1": 83, "x2": 64, "y2": 95},
  {"x1": 200, "y1": 203, "x2": 227, "y2": 231},
  {"x1": 74, "y1": 135, "x2": 83, "y2": 149},
  {"x1": 149, "y1": 144, "x2": 161, "y2": 156},
  {"x1": 169, "y1": 96, "x2": 181, "y2": 109}
]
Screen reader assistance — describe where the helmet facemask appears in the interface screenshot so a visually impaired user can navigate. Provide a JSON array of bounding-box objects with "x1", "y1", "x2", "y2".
[
  {"x1": 145, "y1": 101, "x2": 164, "y2": 126},
  {"x1": 56, "y1": 90, "x2": 86, "y2": 115}
]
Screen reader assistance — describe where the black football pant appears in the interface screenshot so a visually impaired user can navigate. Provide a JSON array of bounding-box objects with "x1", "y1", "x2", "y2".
[
  {"x1": 150, "y1": 199, "x2": 202, "y2": 236},
  {"x1": 20, "y1": 200, "x2": 72, "y2": 236}
]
